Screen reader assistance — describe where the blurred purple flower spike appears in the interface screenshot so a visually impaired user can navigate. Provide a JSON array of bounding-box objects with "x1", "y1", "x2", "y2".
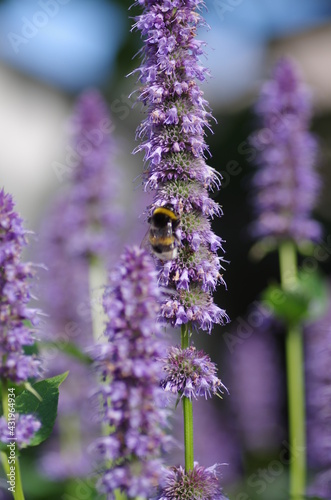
[
  {"x1": 306, "y1": 294, "x2": 331, "y2": 499},
  {"x1": 250, "y1": 57, "x2": 321, "y2": 244},
  {"x1": 38, "y1": 89, "x2": 122, "y2": 479}
]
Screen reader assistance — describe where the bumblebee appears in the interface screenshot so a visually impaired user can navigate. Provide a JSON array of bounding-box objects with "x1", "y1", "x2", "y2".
[{"x1": 143, "y1": 205, "x2": 180, "y2": 261}]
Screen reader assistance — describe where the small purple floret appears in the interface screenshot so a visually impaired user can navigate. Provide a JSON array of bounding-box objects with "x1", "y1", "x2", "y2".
[
  {"x1": 161, "y1": 346, "x2": 227, "y2": 400},
  {"x1": 158, "y1": 462, "x2": 229, "y2": 500}
]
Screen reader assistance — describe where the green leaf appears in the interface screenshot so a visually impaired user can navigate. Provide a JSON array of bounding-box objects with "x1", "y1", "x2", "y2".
[
  {"x1": 15, "y1": 372, "x2": 68, "y2": 447},
  {"x1": 262, "y1": 271, "x2": 328, "y2": 325},
  {"x1": 39, "y1": 341, "x2": 93, "y2": 365},
  {"x1": 249, "y1": 237, "x2": 278, "y2": 261},
  {"x1": 304, "y1": 497, "x2": 325, "y2": 500},
  {"x1": 23, "y1": 342, "x2": 39, "y2": 356},
  {"x1": 262, "y1": 284, "x2": 310, "y2": 324},
  {"x1": 23, "y1": 382, "x2": 42, "y2": 401},
  {"x1": 297, "y1": 270, "x2": 328, "y2": 321}
]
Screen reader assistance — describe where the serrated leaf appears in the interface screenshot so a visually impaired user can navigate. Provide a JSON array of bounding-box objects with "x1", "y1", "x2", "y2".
[{"x1": 15, "y1": 372, "x2": 68, "y2": 447}]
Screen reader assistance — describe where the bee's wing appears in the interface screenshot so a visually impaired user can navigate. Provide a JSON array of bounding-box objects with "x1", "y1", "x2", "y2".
[{"x1": 140, "y1": 228, "x2": 151, "y2": 250}]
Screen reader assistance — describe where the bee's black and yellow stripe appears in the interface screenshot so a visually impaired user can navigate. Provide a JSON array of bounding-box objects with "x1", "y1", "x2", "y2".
[
  {"x1": 153, "y1": 206, "x2": 179, "y2": 221},
  {"x1": 149, "y1": 235, "x2": 175, "y2": 245},
  {"x1": 147, "y1": 205, "x2": 180, "y2": 260}
]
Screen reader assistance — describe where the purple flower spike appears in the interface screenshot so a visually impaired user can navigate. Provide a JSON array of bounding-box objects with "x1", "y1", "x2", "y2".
[
  {"x1": 0, "y1": 189, "x2": 41, "y2": 383},
  {"x1": 305, "y1": 293, "x2": 331, "y2": 497},
  {"x1": 250, "y1": 57, "x2": 321, "y2": 244},
  {"x1": 92, "y1": 246, "x2": 169, "y2": 498},
  {"x1": 158, "y1": 462, "x2": 228, "y2": 500},
  {"x1": 50, "y1": 89, "x2": 122, "y2": 261},
  {"x1": 160, "y1": 346, "x2": 227, "y2": 400},
  {"x1": 132, "y1": 0, "x2": 228, "y2": 333},
  {"x1": 38, "y1": 90, "x2": 122, "y2": 480}
]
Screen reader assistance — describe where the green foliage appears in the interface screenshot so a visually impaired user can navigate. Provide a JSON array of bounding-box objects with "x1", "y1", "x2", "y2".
[
  {"x1": 15, "y1": 372, "x2": 68, "y2": 447},
  {"x1": 262, "y1": 271, "x2": 328, "y2": 325},
  {"x1": 263, "y1": 283, "x2": 310, "y2": 324},
  {"x1": 249, "y1": 237, "x2": 279, "y2": 261},
  {"x1": 301, "y1": 270, "x2": 329, "y2": 321},
  {"x1": 39, "y1": 340, "x2": 93, "y2": 364}
]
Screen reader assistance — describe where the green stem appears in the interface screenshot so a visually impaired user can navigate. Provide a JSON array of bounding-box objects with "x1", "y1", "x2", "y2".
[
  {"x1": 1, "y1": 379, "x2": 8, "y2": 420},
  {"x1": 279, "y1": 240, "x2": 298, "y2": 289},
  {"x1": 13, "y1": 458, "x2": 25, "y2": 500},
  {"x1": 114, "y1": 491, "x2": 127, "y2": 500},
  {"x1": 285, "y1": 322, "x2": 306, "y2": 499},
  {"x1": 1, "y1": 451, "x2": 10, "y2": 477},
  {"x1": 279, "y1": 241, "x2": 306, "y2": 499},
  {"x1": 181, "y1": 325, "x2": 194, "y2": 472},
  {"x1": 1, "y1": 380, "x2": 25, "y2": 500},
  {"x1": 181, "y1": 324, "x2": 189, "y2": 350}
]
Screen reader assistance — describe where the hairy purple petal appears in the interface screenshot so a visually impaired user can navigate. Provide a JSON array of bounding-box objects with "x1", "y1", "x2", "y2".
[
  {"x1": 158, "y1": 462, "x2": 228, "y2": 500},
  {"x1": 160, "y1": 346, "x2": 227, "y2": 400}
]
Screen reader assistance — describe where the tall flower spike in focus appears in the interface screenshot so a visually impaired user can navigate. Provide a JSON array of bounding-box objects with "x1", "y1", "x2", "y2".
[
  {"x1": 0, "y1": 189, "x2": 41, "y2": 383},
  {"x1": 249, "y1": 57, "x2": 321, "y2": 244},
  {"x1": 92, "y1": 246, "x2": 169, "y2": 499},
  {"x1": 132, "y1": 0, "x2": 228, "y2": 333}
]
